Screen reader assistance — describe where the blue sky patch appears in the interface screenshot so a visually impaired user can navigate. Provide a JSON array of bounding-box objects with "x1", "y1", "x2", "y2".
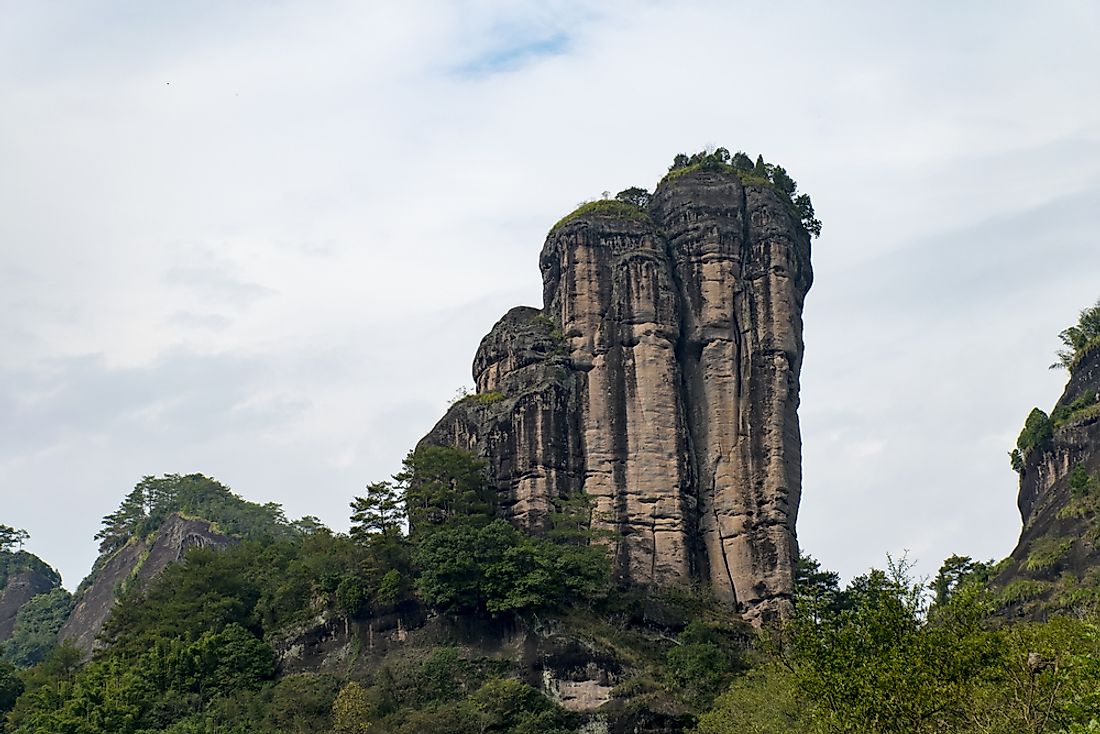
[{"x1": 451, "y1": 31, "x2": 570, "y2": 78}]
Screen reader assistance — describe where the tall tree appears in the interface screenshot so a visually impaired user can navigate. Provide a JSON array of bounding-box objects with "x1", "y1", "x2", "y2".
[
  {"x1": 398, "y1": 446, "x2": 494, "y2": 536},
  {"x1": 0, "y1": 525, "x2": 29, "y2": 552},
  {"x1": 349, "y1": 481, "x2": 405, "y2": 539},
  {"x1": 94, "y1": 487, "x2": 147, "y2": 554}
]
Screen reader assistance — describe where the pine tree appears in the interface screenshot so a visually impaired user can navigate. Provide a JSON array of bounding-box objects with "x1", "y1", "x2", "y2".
[
  {"x1": 349, "y1": 482, "x2": 405, "y2": 539},
  {"x1": 0, "y1": 525, "x2": 29, "y2": 552}
]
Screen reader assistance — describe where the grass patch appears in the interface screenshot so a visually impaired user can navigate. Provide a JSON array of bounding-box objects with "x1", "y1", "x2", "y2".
[
  {"x1": 1056, "y1": 497, "x2": 1096, "y2": 520},
  {"x1": 452, "y1": 391, "x2": 506, "y2": 408},
  {"x1": 1065, "y1": 336, "x2": 1100, "y2": 373},
  {"x1": 531, "y1": 313, "x2": 566, "y2": 345},
  {"x1": 660, "y1": 160, "x2": 771, "y2": 190},
  {"x1": 1024, "y1": 536, "x2": 1075, "y2": 571},
  {"x1": 1052, "y1": 392, "x2": 1100, "y2": 430},
  {"x1": 997, "y1": 578, "x2": 1052, "y2": 605},
  {"x1": 550, "y1": 199, "x2": 652, "y2": 233}
]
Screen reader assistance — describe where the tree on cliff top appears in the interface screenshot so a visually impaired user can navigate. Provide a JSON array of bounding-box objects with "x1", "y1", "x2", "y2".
[
  {"x1": 0, "y1": 525, "x2": 29, "y2": 552},
  {"x1": 667, "y1": 148, "x2": 822, "y2": 237},
  {"x1": 1052, "y1": 297, "x2": 1100, "y2": 370},
  {"x1": 94, "y1": 473, "x2": 299, "y2": 556}
]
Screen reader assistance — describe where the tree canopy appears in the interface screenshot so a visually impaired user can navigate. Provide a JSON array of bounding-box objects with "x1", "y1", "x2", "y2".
[
  {"x1": 0, "y1": 526, "x2": 29, "y2": 554},
  {"x1": 94, "y1": 473, "x2": 300, "y2": 556},
  {"x1": 667, "y1": 148, "x2": 822, "y2": 237},
  {"x1": 1052, "y1": 297, "x2": 1100, "y2": 370}
]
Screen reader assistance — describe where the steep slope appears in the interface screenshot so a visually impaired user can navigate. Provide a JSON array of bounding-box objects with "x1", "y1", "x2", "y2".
[
  {"x1": 424, "y1": 162, "x2": 813, "y2": 622},
  {"x1": 995, "y1": 344, "x2": 1100, "y2": 615},
  {"x1": 58, "y1": 472, "x2": 300, "y2": 656},
  {"x1": 0, "y1": 551, "x2": 61, "y2": 642},
  {"x1": 58, "y1": 513, "x2": 233, "y2": 655}
]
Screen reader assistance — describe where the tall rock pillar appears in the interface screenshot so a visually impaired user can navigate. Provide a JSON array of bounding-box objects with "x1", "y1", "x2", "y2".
[{"x1": 421, "y1": 163, "x2": 814, "y2": 622}]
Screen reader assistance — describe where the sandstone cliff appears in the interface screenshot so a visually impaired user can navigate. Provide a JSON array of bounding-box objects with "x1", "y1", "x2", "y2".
[
  {"x1": 994, "y1": 345, "x2": 1100, "y2": 615},
  {"x1": 59, "y1": 513, "x2": 233, "y2": 655},
  {"x1": 424, "y1": 165, "x2": 813, "y2": 622}
]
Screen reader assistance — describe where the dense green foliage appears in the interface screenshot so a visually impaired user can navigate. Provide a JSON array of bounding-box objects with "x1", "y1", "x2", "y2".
[
  {"x1": 11, "y1": 443, "x2": 1100, "y2": 733},
  {"x1": 0, "y1": 588, "x2": 72, "y2": 668},
  {"x1": 0, "y1": 663, "x2": 20, "y2": 719},
  {"x1": 94, "y1": 473, "x2": 299, "y2": 556},
  {"x1": 695, "y1": 555, "x2": 1100, "y2": 734},
  {"x1": 615, "y1": 186, "x2": 651, "y2": 208},
  {"x1": 1011, "y1": 407, "x2": 1054, "y2": 471},
  {"x1": 414, "y1": 518, "x2": 608, "y2": 615},
  {"x1": 1052, "y1": 298, "x2": 1100, "y2": 371},
  {"x1": 0, "y1": 529, "x2": 28, "y2": 555},
  {"x1": 2, "y1": 448, "x2": 615, "y2": 732}
]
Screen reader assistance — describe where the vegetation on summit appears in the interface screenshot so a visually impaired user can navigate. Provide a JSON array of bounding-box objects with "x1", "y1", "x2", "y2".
[
  {"x1": 1052, "y1": 298, "x2": 1100, "y2": 371},
  {"x1": 665, "y1": 148, "x2": 822, "y2": 237},
  {"x1": 551, "y1": 148, "x2": 822, "y2": 238}
]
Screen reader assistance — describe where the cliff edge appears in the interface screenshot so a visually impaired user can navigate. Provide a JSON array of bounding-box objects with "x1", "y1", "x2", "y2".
[{"x1": 995, "y1": 341, "x2": 1100, "y2": 615}]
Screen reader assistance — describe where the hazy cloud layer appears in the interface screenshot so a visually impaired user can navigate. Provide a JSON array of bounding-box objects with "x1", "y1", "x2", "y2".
[{"x1": 1, "y1": 1, "x2": 1098, "y2": 588}]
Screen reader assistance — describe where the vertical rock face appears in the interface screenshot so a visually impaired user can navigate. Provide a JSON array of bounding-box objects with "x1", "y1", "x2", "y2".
[
  {"x1": 541, "y1": 214, "x2": 692, "y2": 587},
  {"x1": 422, "y1": 167, "x2": 813, "y2": 621},
  {"x1": 994, "y1": 346, "x2": 1100, "y2": 614},
  {"x1": 424, "y1": 307, "x2": 584, "y2": 529}
]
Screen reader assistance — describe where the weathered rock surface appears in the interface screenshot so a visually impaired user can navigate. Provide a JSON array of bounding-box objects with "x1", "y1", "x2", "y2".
[
  {"x1": 422, "y1": 168, "x2": 813, "y2": 622},
  {"x1": 276, "y1": 601, "x2": 711, "y2": 733},
  {"x1": 0, "y1": 555, "x2": 60, "y2": 642},
  {"x1": 994, "y1": 346, "x2": 1100, "y2": 615},
  {"x1": 59, "y1": 513, "x2": 233, "y2": 655}
]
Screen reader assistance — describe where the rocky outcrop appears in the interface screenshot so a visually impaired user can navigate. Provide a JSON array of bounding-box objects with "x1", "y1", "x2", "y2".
[
  {"x1": 59, "y1": 513, "x2": 233, "y2": 655},
  {"x1": 0, "y1": 553, "x2": 61, "y2": 642},
  {"x1": 994, "y1": 346, "x2": 1100, "y2": 615},
  {"x1": 422, "y1": 167, "x2": 813, "y2": 622}
]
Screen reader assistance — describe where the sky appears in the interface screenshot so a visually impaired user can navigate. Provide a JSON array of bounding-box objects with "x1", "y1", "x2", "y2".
[{"x1": 2, "y1": 1, "x2": 1099, "y2": 591}]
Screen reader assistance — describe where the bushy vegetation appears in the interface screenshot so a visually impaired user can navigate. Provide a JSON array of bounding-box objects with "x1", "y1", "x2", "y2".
[
  {"x1": 0, "y1": 538, "x2": 67, "y2": 671},
  {"x1": 0, "y1": 588, "x2": 72, "y2": 669},
  {"x1": 9, "y1": 446, "x2": 1100, "y2": 732},
  {"x1": 1011, "y1": 407, "x2": 1054, "y2": 472},
  {"x1": 550, "y1": 198, "x2": 652, "y2": 233},
  {"x1": 695, "y1": 555, "x2": 1100, "y2": 734},
  {"x1": 1053, "y1": 392, "x2": 1100, "y2": 430},
  {"x1": 1024, "y1": 536, "x2": 1076, "y2": 571},
  {"x1": 0, "y1": 528, "x2": 29, "y2": 556},
  {"x1": 1052, "y1": 298, "x2": 1100, "y2": 371},
  {"x1": 94, "y1": 473, "x2": 301, "y2": 556},
  {"x1": 665, "y1": 148, "x2": 822, "y2": 238},
  {"x1": 1, "y1": 446, "x2": 611, "y2": 733}
]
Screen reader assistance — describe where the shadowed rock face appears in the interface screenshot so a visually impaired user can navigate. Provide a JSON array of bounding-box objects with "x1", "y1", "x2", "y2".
[
  {"x1": 423, "y1": 168, "x2": 813, "y2": 622},
  {"x1": 59, "y1": 514, "x2": 233, "y2": 656},
  {"x1": 0, "y1": 566, "x2": 58, "y2": 642},
  {"x1": 994, "y1": 347, "x2": 1100, "y2": 613}
]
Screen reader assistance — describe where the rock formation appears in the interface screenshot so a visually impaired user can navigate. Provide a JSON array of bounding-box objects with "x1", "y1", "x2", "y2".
[
  {"x1": 59, "y1": 513, "x2": 233, "y2": 655},
  {"x1": 995, "y1": 345, "x2": 1100, "y2": 614},
  {"x1": 0, "y1": 552, "x2": 61, "y2": 643},
  {"x1": 423, "y1": 166, "x2": 813, "y2": 621}
]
